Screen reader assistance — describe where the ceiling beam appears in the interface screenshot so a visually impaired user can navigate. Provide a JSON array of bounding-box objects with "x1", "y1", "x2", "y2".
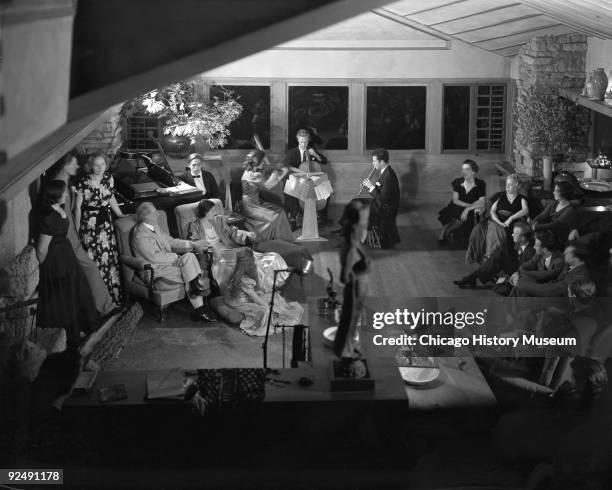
[
  {"x1": 273, "y1": 39, "x2": 449, "y2": 50},
  {"x1": 449, "y1": 14, "x2": 543, "y2": 35},
  {"x1": 398, "y1": 0, "x2": 469, "y2": 17},
  {"x1": 67, "y1": 0, "x2": 390, "y2": 122},
  {"x1": 474, "y1": 23, "x2": 564, "y2": 43},
  {"x1": 519, "y1": 0, "x2": 610, "y2": 38},
  {"x1": 372, "y1": 8, "x2": 452, "y2": 41},
  {"x1": 428, "y1": 3, "x2": 523, "y2": 27}
]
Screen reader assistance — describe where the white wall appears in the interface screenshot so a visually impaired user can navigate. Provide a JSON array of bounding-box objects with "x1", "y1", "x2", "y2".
[
  {"x1": 203, "y1": 42, "x2": 511, "y2": 80},
  {"x1": 586, "y1": 37, "x2": 612, "y2": 74},
  {"x1": 0, "y1": 9, "x2": 74, "y2": 268}
]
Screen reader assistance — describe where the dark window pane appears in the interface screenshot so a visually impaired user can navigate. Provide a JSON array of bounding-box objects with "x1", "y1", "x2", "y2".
[
  {"x1": 288, "y1": 86, "x2": 348, "y2": 149},
  {"x1": 443, "y1": 85, "x2": 470, "y2": 150},
  {"x1": 366, "y1": 86, "x2": 426, "y2": 150},
  {"x1": 210, "y1": 85, "x2": 270, "y2": 149}
]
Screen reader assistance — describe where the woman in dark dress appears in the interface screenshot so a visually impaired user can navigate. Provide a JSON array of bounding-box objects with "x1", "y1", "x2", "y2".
[
  {"x1": 438, "y1": 160, "x2": 486, "y2": 243},
  {"x1": 36, "y1": 180, "x2": 98, "y2": 349},
  {"x1": 533, "y1": 181, "x2": 578, "y2": 245},
  {"x1": 333, "y1": 200, "x2": 370, "y2": 364},
  {"x1": 75, "y1": 151, "x2": 126, "y2": 304}
]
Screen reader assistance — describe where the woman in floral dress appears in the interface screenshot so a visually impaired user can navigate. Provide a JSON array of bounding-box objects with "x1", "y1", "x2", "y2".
[{"x1": 75, "y1": 151, "x2": 126, "y2": 304}]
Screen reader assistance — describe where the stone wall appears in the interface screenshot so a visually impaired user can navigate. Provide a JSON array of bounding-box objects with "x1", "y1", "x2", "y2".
[
  {"x1": 79, "y1": 104, "x2": 123, "y2": 155},
  {"x1": 513, "y1": 33, "x2": 588, "y2": 175}
]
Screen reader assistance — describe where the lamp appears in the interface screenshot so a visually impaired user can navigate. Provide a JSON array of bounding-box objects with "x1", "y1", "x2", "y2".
[{"x1": 262, "y1": 257, "x2": 314, "y2": 369}]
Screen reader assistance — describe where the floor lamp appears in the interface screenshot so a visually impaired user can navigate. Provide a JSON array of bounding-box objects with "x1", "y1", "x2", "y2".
[{"x1": 262, "y1": 257, "x2": 314, "y2": 369}]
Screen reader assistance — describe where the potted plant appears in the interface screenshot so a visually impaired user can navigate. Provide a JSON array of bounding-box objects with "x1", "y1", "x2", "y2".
[
  {"x1": 133, "y1": 81, "x2": 242, "y2": 157},
  {"x1": 514, "y1": 87, "x2": 589, "y2": 190}
]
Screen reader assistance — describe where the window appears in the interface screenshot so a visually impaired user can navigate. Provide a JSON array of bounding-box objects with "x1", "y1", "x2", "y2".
[
  {"x1": 442, "y1": 83, "x2": 507, "y2": 153},
  {"x1": 287, "y1": 86, "x2": 349, "y2": 149},
  {"x1": 210, "y1": 85, "x2": 270, "y2": 149},
  {"x1": 366, "y1": 86, "x2": 426, "y2": 150},
  {"x1": 443, "y1": 86, "x2": 470, "y2": 150}
]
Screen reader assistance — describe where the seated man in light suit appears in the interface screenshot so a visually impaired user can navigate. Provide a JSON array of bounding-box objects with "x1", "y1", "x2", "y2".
[{"x1": 131, "y1": 202, "x2": 217, "y2": 322}]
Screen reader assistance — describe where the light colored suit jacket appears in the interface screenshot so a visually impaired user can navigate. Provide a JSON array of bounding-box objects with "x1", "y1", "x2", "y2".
[{"x1": 131, "y1": 222, "x2": 193, "y2": 283}]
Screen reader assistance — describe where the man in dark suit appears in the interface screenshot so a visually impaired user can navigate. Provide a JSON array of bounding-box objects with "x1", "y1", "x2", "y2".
[
  {"x1": 360, "y1": 149, "x2": 400, "y2": 249},
  {"x1": 179, "y1": 153, "x2": 220, "y2": 200},
  {"x1": 454, "y1": 221, "x2": 535, "y2": 289},
  {"x1": 518, "y1": 230, "x2": 565, "y2": 283},
  {"x1": 283, "y1": 129, "x2": 328, "y2": 227},
  {"x1": 516, "y1": 242, "x2": 592, "y2": 297}
]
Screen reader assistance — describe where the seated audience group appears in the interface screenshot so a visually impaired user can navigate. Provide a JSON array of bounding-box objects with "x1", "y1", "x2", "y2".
[
  {"x1": 449, "y1": 168, "x2": 612, "y2": 302},
  {"x1": 34, "y1": 138, "x2": 326, "y2": 345}
]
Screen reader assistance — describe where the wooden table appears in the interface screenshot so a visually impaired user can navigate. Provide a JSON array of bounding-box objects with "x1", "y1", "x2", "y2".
[{"x1": 66, "y1": 299, "x2": 496, "y2": 411}]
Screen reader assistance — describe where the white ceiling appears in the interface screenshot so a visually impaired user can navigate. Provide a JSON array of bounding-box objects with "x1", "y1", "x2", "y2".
[{"x1": 381, "y1": 0, "x2": 612, "y2": 56}]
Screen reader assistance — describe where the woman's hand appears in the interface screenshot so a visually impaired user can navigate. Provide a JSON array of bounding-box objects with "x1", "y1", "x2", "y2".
[
  {"x1": 460, "y1": 208, "x2": 470, "y2": 222},
  {"x1": 503, "y1": 218, "x2": 512, "y2": 228},
  {"x1": 568, "y1": 229, "x2": 579, "y2": 241}
]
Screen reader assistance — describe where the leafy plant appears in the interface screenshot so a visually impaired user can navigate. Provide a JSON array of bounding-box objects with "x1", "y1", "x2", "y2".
[
  {"x1": 514, "y1": 87, "x2": 590, "y2": 159},
  {"x1": 134, "y1": 81, "x2": 243, "y2": 149}
]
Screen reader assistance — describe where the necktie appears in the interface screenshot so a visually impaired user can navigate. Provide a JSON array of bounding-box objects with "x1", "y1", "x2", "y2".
[{"x1": 302, "y1": 150, "x2": 307, "y2": 163}]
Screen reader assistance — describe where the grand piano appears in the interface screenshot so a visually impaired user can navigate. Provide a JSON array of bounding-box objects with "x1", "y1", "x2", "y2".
[{"x1": 111, "y1": 144, "x2": 205, "y2": 236}]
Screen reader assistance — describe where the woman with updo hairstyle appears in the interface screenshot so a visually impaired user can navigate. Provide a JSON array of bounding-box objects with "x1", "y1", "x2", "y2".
[
  {"x1": 75, "y1": 150, "x2": 126, "y2": 304},
  {"x1": 532, "y1": 181, "x2": 579, "y2": 245},
  {"x1": 36, "y1": 180, "x2": 98, "y2": 348},
  {"x1": 438, "y1": 159, "x2": 486, "y2": 243},
  {"x1": 240, "y1": 149, "x2": 293, "y2": 242}
]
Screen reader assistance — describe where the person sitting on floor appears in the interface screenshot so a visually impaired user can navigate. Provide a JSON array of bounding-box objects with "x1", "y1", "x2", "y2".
[
  {"x1": 517, "y1": 230, "x2": 566, "y2": 284},
  {"x1": 223, "y1": 248, "x2": 303, "y2": 337},
  {"x1": 131, "y1": 202, "x2": 217, "y2": 322},
  {"x1": 359, "y1": 149, "x2": 400, "y2": 249},
  {"x1": 179, "y1": 153, "x2": 221, "y2": 199},
  {"x1": 453, "y1": 221, "x2": 535, "y2": 291},
  {"x1": 515, "y1": 242, "x2": 592, "y2": 297},
  {"x1": 438, "y1": 159, "x2": 486, "y2": 244},
  {"x1": 188, "y1": 198, "x2": 289, "y2": 293}
]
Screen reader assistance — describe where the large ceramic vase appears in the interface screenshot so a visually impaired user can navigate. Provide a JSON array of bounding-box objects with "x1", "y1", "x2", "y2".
[
  {"x1": 160, "y1": 133, "x2": 192, "y2": 158},
  {"x1": 590, "y1": 68, "x2": 608, "y2": 101}
]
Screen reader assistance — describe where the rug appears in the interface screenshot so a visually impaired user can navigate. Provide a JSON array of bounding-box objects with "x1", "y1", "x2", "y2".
[{"x1": 89, "y1": 303, "x2": 143, "y2": 369}]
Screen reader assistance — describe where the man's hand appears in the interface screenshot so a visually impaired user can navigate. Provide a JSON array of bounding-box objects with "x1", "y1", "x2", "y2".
[
  {"x1": 509, "y1": 272, "x2": 519, "y2": 286},
  {"x1": 362, "y1": 178, "x2": 374, "y2": 192},
  {"x1": 191, "y1": 241, "x2": 206, "y2": 253},
  {"x1": 568, "y1": 229, "x2": 579, "y2": 241}
]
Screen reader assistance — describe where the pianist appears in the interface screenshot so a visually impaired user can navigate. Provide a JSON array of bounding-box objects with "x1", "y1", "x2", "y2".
[{"x1": 179, "y1": 153, "x2": 221, "y2": 199}]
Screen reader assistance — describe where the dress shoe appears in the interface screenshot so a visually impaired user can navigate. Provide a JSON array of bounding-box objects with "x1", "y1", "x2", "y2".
[
  {"x1": 190, "y1": 305, "x2": 218, "y2": 323},
  {"x1": 453, "y1": 278, "x2": 477, "y2": 289}
]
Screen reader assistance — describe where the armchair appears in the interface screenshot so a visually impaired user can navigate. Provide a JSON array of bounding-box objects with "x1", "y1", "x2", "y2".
[{"x1": 114, "y1": 210, "x2": 185, "y2": 322}]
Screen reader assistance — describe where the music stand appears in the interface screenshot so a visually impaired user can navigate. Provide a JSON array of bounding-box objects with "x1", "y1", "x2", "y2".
[
  {"x1": 284, "y1": 172, "x2": 332, "y2": 242},
  {"x1": 262, "y1": 257, "x2": 314, "y2": 369}
]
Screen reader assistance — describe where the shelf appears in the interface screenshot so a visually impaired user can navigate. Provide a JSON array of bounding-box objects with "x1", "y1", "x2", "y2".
[{"x1": 559, "y1": 88, "x2": 612, "y2": 118}]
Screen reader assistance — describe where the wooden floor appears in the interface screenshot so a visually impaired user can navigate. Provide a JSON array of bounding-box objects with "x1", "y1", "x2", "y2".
[{"x1": 306, "y1": 200, "x2": 493, "y2": 300}]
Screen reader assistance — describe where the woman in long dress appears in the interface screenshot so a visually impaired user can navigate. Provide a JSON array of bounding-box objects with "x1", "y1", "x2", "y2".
[
  {"x1": 36, "y1": 180, "x2": 98, "y2": 349},
  {"x1": 333, "y1": 200, "x2": 371, "y2": 360},
  {"x1": 240, "y1": 150, "x2": 293, "y2": 242},
  {"x1": 224, "y1": 248, "x2": 303, "y2": 337},
  {"x1": 75, "y1": 151, "x2": 126, "y2": 303},
  {"x1": 187, "y1": 198, "x2": 289, "y2": 292},
  {"x1": 438, "y1": 159, "x2": 486, "y2": 243},
  {"x1": 467, "y1": 174, "x2": 529, "y2": 264}
]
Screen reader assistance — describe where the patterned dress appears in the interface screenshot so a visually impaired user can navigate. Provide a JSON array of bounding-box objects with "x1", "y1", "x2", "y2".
[{"x1": 76, "y1": 172, "x2": 123, "y2": 303}]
